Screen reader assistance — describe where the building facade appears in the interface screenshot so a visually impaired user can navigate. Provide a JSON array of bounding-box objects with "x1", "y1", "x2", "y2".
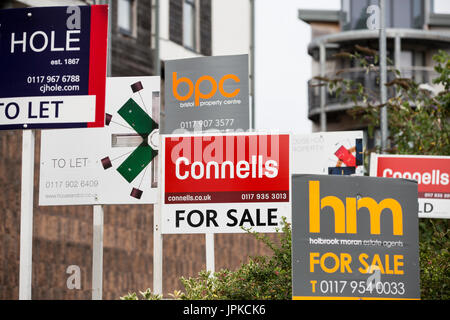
[
  {"x1": 0, "y1": 0, "x2": 260, "y2": 300},
  {"x1": 299, "y1": 0, "x2": 450, "y2": 146}
]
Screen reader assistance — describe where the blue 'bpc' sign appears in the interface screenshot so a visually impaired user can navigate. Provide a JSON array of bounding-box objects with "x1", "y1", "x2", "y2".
[{"x1": 0, "y1": 5, "x2": 108, "y2": 130}]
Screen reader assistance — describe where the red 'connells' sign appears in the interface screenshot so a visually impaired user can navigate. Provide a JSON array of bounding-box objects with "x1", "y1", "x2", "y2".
[
  {"x1": 164, "y1": 134, "x2": 290, "y2": 204},
  {"x1": 161, "y1": 133, "x2": 291, "y2": 234},
  {"x1": 373, "y1": 156, "x2": 449, "y2": 198},
  {"x1": 370, "y1": 154, "x2": 450, "y2": 219}
]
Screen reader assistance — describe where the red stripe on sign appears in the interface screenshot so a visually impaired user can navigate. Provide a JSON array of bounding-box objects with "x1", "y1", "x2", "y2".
[
  {"x1": 87, "y1": 5, "x2": 108, "y2": 128},
  {"x1": 164, "y1": 134, "x2": 290, "y2": 194},
  {"x1": 376, "y1": 157, "x2": 450, "y2": 194},
  {"x1": 165, "y1": 191, "x2": 290, "y2": 204},
  {"x1": 418, "y1": 192, "x2": 450, "y2": 199}
]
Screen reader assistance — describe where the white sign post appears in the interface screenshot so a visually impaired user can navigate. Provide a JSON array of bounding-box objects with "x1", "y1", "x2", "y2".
[
  {"x1": 39, "y1": 76, "x2": 160, "y2": 299},
  {"x1": 153, "y1": 135, "x2": 163, "y2": 295},
  {"x1": 19, "y1": 130, "x2": 35, "y2": 300},
  {"x1": 153, "y1": 132, "x2": 291, "y2": 294},
  {"x1": 205, "y1": 234, "x2": 215, "y2": 274},
  {"x1": 92, "y1": 204, "x2": 104, "y2": 300},
  {"x1": 0, "y1": 5, "x2": 109, "y2": 300}
]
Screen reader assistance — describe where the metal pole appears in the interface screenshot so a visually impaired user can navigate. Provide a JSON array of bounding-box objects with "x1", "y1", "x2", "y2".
[
  {"x1": 153, "y1": 199, "x2": 163, "y2": 295},
  {"x1": 319, "y1": 43, "x2": 327, "y2": 132},
  {"x1": 250, "y1": 0, "x2": 255, "y2": 129},
  {"x1": 155, "y1": 0, "x2": 160, "y2": 76},
  {"x1": 379, "y1": 0, "x2": 388, "y2": 152},
  {"x1": 153, "y1": 23, "x2": 162, "y2": 292},
  {"x1": 92, "y1": 205, "x2": 104, "y2": 300},
  {"x1": 107, "y1": 0, "x2": 112, "y2": 77},
  {"x1": 205, "y1": 234, "x2": 215, "y2": 274},
  {"x1": 153, "y1": 135, "x2": 163, "y2": 295},
  {"x1": 394, "y1": 35, "x2": 401, "y2": 72},
  {"x1": 19, "y1": 130, "x2": 35, "y2": 300},
  {"x1": 394, "y1": 35, "x2": 401, "y2": 100},
  {"x1": 91, "y1": 0, "x2": 110, "y2": 301}
]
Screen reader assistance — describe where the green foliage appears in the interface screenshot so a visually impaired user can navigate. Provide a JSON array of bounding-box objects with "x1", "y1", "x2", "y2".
[
  {"x1": 419, "y1": 219, "x2": 450, "y2": 300},
  {"x1": 120, "y1": 288, "x2": 162, "y2": 300},
  {"x1": 433, "y1": 50, "x2": 450, "y2": 92},
  {"x1": 119, "y1": 218, "x2": 292, "y2": 300},
  {"x1": 323, "y1": 48, "x2": 450, "y2": 156},
  {"x1": 319, "y1": 46, "x2": 450, "y2": 300},
  {"x1": 120, "y1": 292, "x2": 138, "y2": 300},
  {"x1": 121, "y1": 217, "x2": 449, "y2": 300},
  {"x1": 180, "y1": 217, "x2": 292, "y2": 300},
  {"x1": 121, "y1": 50, "x2": 449, "y2": 301}
]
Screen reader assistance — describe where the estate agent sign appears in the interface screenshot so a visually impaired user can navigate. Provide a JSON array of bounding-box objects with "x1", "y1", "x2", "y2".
[{"x1": 292, "y1": 174, "x2": 420, "y2": 300}]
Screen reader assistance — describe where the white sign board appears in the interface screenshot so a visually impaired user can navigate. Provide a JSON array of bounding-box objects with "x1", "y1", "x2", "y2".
[
  {"x1": 160, "y1": 133, "x2": 291, "y2": 234},
  {"x1": 370, "y1": 153, "x2": 450, "y2": 219},
  {"x1": 39, "y1": 76, "x2": 160, "y2": 205},
  {"x1": 292, "y1": 131, "x2": 364, "y2": 175}
]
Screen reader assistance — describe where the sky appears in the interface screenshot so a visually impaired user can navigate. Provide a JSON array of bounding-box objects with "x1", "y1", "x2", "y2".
[
  {"x1": 254, "y1": 0, "x2": 340, "y2": 134},
  {"x1": 254, "y1": 0, "x2": 450, "y2": 134}
]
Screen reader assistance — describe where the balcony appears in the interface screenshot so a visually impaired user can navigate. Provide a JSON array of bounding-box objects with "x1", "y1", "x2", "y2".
[{"x1": 307, "y1": 66, "x2": 438, "y2": 120}]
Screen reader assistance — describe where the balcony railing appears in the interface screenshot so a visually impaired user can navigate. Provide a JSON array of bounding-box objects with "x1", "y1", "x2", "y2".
[{"x1": 307, "y1": 66, "x2": 438, "y2": 119}]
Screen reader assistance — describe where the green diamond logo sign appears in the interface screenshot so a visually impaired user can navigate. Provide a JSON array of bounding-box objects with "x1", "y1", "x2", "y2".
[
  {"x1": 101, "y1": 81, "x2": 159, "y2": 199},
  {"x1": 39, "y1": 77, "x2": 160, "y2": 206},
  {"x1": 116, "y1": 98, "x2": 158, "y2": 183}
]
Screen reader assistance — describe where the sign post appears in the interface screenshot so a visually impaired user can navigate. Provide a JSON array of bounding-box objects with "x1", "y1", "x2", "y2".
[
  {"x1": 153, "y1": 135, "x2": 163, "y2": 295},
  {"x1": 205, "y1": 233, "x2": 215, "y2": 273},
  {"x1": 160, "y1": 133, "x2": 291, "y2": 234},
  {"x1": 90, "y1": 0, "x2": 112, "y2": 300},
  {"x1": 379, "y1": 0, "x2": 389, "y2": 152},
  {"x1": 157, "y1": 132, "x2": 291, "y2": 291},
  {"x1": 291, "y1": 174, "x2": 420, "y2": 300},
  {"x1": 0, "y1": 5, "x2": 108, "y2": 300},
  {"x1": 161, "y1": 54, "x2": 251, "y2": 278},
  {"x1": 92, "y1": 204, "x2": 104, "y2": 300},
  {"x1": 19, "y1": 130, "x2": 35, "y2": 300},
  {"x1": 39, "y1": 77, "x2": 160, "y2": 299}
]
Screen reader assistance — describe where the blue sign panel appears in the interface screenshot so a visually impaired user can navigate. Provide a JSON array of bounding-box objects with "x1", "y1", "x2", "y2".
[{"x1": 0, "y1": 5, "x2": 108, "y2": 129}]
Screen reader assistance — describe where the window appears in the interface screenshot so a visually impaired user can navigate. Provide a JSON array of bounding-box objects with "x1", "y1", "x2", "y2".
[
  {"x1": 400, "y1": 51, "x2": 413, "y2": 69},
  {"x1": 433, "y1": 0, "x2": 450, "y2": 14},
  {"x1": 170, "y1": 0, "x2": 211, "y2": 55},
  {"x1": 183, "y1": 0, "x2": 196, "y2": 50},
  {"x1": 118, "y1": 0, "x2": 135, "y2": 36}
]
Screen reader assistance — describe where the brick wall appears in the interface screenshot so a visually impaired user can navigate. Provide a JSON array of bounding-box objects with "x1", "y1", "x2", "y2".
[
  {"x1": 0, "y1": 0, "x2": 272, "y2": 300},
  {"x1": 0, "y1": 130, "x2": 275, "y2": 299}
]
